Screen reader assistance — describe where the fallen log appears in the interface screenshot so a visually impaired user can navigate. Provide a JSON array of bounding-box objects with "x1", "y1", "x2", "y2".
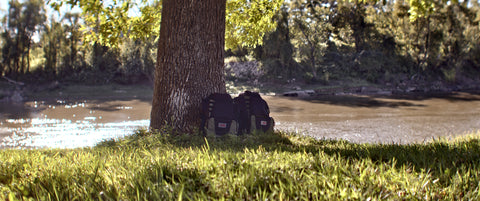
[{"x1": 2, "y1": 76, "x2": 25, "y2": 87}]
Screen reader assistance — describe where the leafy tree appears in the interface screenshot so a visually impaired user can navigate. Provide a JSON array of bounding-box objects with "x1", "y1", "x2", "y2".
[
  {"x1": 51, "y1": 0, "x2": 283, "y2": 132},
  {"x1": 149, "y1": 0, "x2": 228, "y2": 131},
  {"x1": 226, "y1": 0, "x2": 282, "y2": 48},
  {"x1": 1, "y1": 0, "x2": 46, "y2": 78},
  {"x1": 44, "y1": 0, "x2": 480, "y2": 131},
  {"x1": 289, "y1": 0, "x2": 334, "y2": 81},
  {"x1": 117, "y1": 37, "x2": 156, "y2": 84},
  {"x1": 254, "y1": 4, "x2": 298, "y2": 81},
  {"x1": 151, "y1": 0, "x2": 281, "y2": 131},
  {"x1": 435, "y1": 2, "x2": 471, "y2": 81},
  {"x1": 462, "y1": 0, "x2": 480, "y2": 76},
  {"x1": 1, "y1": 0, "x2": 23, "y2": 77},
  {"x1": 50, "y1": 0, "x2": 282, "y2": 49},
  {"x1": 61, "y1": 12, "x2": 83, "y2": 76},
  {"x1": 42, "y1": 18, "x2": 64, "y2": 79},
  {"x1": 267, "y1": 0, "x2": 479, "y2": 84},
  {"x1": 22, "y1": 0, "x2": 46, "y2": 73},
  {"x1": 86, "y1": 42, "x2": 121, "y2": 84}
]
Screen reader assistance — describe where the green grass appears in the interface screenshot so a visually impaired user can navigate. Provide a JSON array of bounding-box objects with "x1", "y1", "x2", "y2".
[{"x1": 1, "y1": 130, "x2": 480, "y2": 200}]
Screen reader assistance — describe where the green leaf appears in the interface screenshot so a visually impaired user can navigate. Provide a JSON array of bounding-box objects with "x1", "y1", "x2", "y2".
[{"x1": 53, "y1": 0, "x2": 282, "y2": 48}]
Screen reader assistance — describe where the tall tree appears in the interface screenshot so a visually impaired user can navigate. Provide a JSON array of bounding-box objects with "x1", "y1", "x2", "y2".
[
  {"x1": 42, "y1": 18, "x2": 63, "y2": 79},
  {"x1": 150, "y1": 0, "x2": 227, "y2": 131},
  {"x1": 254, "y1": 4, "x2": 297, "y2": 80},
  {"x1": 52, "y1": 0, "x2": 282, "y2": 132},
  {"x1": 2, "y1": 0, "x2": 22, "y2": 77},
  {"x1": 289, "y1": 0, "x2": 334, "y2": 81},
  {"x1": 62, "y1": 12, "x2": 82, "y2": 75},
  {"x1": 21, "y1": 0, "x2": 46, "y2": 73},
  {"x1": 1, "y1": 0, "x2": 45, "y2": 77}
]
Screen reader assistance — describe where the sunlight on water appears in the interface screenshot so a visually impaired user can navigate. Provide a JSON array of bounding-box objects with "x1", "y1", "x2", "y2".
[
  {"x1": 1, "y1": 93, "x2": 479, "y2": 148},
  {"x1": 1, "y1": 118, "x2": 149, "y2": 149},
  {"x1": 0, "y1": 99, "x2": 151, "y2": 149}
]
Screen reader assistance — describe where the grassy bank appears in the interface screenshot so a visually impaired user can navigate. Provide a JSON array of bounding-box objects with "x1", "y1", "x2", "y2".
[{"x1": 1, "y1": 131, "x2": 479, "y2": 200}]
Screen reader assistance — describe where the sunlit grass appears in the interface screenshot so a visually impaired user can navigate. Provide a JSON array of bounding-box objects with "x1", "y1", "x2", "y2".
[{"x1": 1, "y1": 130, "x2": 479, "y2": 200}]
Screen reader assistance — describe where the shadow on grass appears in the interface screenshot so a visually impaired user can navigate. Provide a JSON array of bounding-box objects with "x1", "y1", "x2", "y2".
[
  {"x1": 300, "y1": 133, "x2": 480, "y2": 185},
  {"x1": 131, "y1": 162, "x2": 210, "y2": 200},
  {"x1": 318, "y1": 138, "x2": 480, "y2": 168},
  {"x1": 95, "y1": 130, "x2": 480, "y2": 199},
  {"x1": 98, "y1": 130, "x2": 480, "y2": 177}
]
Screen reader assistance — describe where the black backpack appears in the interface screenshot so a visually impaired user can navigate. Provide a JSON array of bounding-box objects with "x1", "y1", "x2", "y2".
[
  {"x1": 200, "y1": 93, "x2": 238, "y2": 136},
  {"x1": 234, "y1": 91, "x2": 274, "y2": 134}
]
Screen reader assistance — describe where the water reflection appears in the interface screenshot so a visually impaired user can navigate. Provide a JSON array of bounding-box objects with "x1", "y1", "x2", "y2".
[
  {"x1": 0, "y1": 99, "x2": 150, "y2": 149},
  {"x1": 1, "y1": 92, "x2": 479, "y2": 149}
]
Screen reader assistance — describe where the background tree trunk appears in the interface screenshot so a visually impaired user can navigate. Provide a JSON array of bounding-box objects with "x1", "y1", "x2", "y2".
[{"x1": 150, "y1": 0, "x2": 227, "y2": 132}]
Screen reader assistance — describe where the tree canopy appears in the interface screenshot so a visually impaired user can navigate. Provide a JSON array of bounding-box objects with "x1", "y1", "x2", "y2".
[
  {"x1": 2, "y1": 0, "x2": 478, "y2": 96},
  {"x1": 47, "y1": 0, "x2": 283, "y2": 48},
  {"x1": 45, "y1": 0, "x2": 463, "y2": 50},
  {"x1": 2, "y1": 0, "x2": 477, "y2": 84}
]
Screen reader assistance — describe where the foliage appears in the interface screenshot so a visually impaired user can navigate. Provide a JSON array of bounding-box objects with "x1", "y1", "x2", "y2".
[
  {"x1": 226, "y1": 0, "x2": 283, "y2": 48},
  {"x1": 48, "y1": 0, "x2": 162, "y2": 48},
  {"x1": 1, "y1": 131, "x2": 480, "y2": 200},
  {"x1": 47, "y1": 0, "x2": 283, "y2": 49},
  {"x1": 8, "y1": 9, "x2": 155, "y2": 85},
  {"x1": 43, "y1": 0, "x2": 459, "y2": 49},
  {"x1": 1, "y1": 0, "x2": 46, "y2": 77},
  {"x1": 60, "y1": 13, "x2": 84, "y2": 77},
  {"x1": 289, "y1": 0, "x2": 335, "y2": 81},
  {"x1": 252, "y1": 0, "x2": 480, "y2": 85},
  {"x1": 1, "y1": 0, "x2": 479, "y2": 86},
  {"x1": 42, "y1": 18, "x2": 64, "y2": 79},
  {"x1": 116, "y1": 37, "x2": 156, "y2": 84},
  {"x1": 252, "y1": 4, "x2": 300, "y2": 81}
]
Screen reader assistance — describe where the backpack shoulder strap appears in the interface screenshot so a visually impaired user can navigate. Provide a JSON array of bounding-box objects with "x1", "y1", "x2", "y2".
[
  {"x1": 200, "y1": 94, "x2": 213, "y2": 135},
  {"x1": 244, "y1": 91, "x2": 269, "y2": 116},
  {"x1": 208, "y1": 93, "x2": 234, "y2": 118}
]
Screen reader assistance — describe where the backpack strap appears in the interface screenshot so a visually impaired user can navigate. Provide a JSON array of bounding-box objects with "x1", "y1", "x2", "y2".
[
  {"x1": 201, "y1": 93, "x2": 238, "y2": 135},
  {"x1": 244, "y1": 93, "x2": 251, "y2": 117},
  {"x1": 236, "y1": 91, "x2": 252, "y2": 134},
  {"x1": 244, "y1": 91, "x2": 273, "y2": 133},
  {"x1": 208, "y1": 97, "x2": 215, "y2": 118}
]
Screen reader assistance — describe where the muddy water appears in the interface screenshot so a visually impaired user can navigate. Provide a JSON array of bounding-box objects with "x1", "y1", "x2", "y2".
[
  {"x1": 267, "y1": 93, "x2": 480, "y2": 144},
  {"x1": 1, "y1": 92, "x2": 479, "y2": 148}
]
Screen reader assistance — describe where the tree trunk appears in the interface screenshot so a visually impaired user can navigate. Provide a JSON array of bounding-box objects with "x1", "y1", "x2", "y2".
[
  {"x1": 150, "y1": 0, "x2": 227, "y2": 132},
  {"x1": 310, "y1": 45, "x2": 317, "y2": 79},
  {"x1": 26, "y1": 39, "x2": 31, "y2": 73}
]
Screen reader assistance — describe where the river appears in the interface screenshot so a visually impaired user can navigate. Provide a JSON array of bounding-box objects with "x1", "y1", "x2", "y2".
[{"x1": 1, "y1": 92, "x2": 479, "y2": 149}]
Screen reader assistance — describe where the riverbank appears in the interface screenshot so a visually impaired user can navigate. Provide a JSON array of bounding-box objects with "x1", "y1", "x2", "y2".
[
  {"x1": 2, "y1": 75, "x2": 480, "y2": 102},
  {"x1": 1, "y1": 131, "x2": 479, "y2": 200},
  {"x1": 268, "y1": 78, "x2": 480, "y2": 98},
  {"x1": 2, "y1": 81, "x2": 480, "y2": 147}
]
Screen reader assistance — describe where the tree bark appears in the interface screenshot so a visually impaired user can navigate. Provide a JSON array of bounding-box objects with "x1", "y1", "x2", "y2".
[{"x1": 150, "y1": 0, "x2": 227, "y2": 132}]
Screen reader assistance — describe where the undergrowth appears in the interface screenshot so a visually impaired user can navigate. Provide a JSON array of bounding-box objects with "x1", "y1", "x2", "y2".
[{"x1": 1, "y1": 130, "x2": 479, "y2": 200}]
